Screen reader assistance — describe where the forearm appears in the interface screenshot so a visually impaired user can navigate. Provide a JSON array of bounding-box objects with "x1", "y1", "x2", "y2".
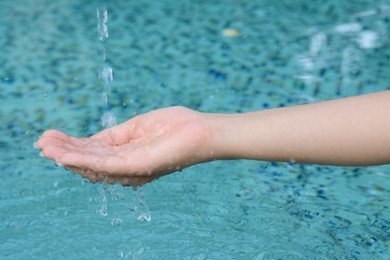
[{"x1": 206, "y1": 91, "x2": 390, "y2": 166}]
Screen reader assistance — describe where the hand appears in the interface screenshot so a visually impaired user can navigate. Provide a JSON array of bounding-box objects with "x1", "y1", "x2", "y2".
[{"x1": 35, "y1": 106, "x2": 214, "y2": 186}]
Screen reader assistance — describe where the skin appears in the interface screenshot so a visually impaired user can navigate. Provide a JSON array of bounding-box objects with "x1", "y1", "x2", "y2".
[{"x1": 35, "y1": 90, "x2": 390, "y2": 186}]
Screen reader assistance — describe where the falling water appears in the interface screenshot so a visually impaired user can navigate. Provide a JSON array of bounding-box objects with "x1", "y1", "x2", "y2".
[
  {"x1": 95, "y1": 7, "x2": 151, "y2": 224},
  {"x1": 97, "y1": 7, "x2": 116, "y2": 129}
]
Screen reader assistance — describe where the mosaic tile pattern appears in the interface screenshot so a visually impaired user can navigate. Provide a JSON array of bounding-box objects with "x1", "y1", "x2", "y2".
[{"x1": 0, "y1": 0, "x2": 389, "y2": 259}]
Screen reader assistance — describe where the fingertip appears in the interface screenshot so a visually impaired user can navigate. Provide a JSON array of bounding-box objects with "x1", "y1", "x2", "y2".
[
  {"x1": 42, "y1": 129, "x2": 72, "y2": 140},
  {"x1": 34, "y1": 135, "x2": 45, "y2": 149},
  {"x1": 34, "y1": 136, "x2": 47, "y2": 149},
  {"x1": 41, "y1": 129, "x2": 59, "y2": 137}
]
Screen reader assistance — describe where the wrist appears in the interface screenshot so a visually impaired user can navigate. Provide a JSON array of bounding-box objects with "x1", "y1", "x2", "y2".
[
  {"x1": 203, "y1": 110, "x2": 274, "y2": 162},
  {"x1": 202, "y1": 112, "x2": 244, "y2": 161}
]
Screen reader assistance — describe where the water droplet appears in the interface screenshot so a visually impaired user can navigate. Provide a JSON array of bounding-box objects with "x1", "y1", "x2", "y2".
[
  {"x1": 98, "y1": 66, "x2": 113, "y2": 84},
  {"x1": 137, "y1": 213, "x2": 151, "y2": 222},
  {"x1": 98, "y1": 189, "x2": 108, "y2": 217},
  {"x1": 54, "y1": 162, "x2": 62, "y2": 167},
  {"x1": 111, "y1": 217, "x2": 123, "y2": 226},
  {"x1": 101, "y1": 111, "x2": 116, "y2": 129},
  {"x1": 81, "y1": 178, "x2": 88, "y2": 186},
  {"x1": 102, "y1": 91, "x2": 108, "y2": 105},
  {"x1": 129, "y1": 205, "x2": 137, "y2": 215},
  {"x1": 99, "y1": 208, "x2": 108, "y2": 217},
  {"x1": 97, "y1": 8, "x2": 108, "y2": 41}
]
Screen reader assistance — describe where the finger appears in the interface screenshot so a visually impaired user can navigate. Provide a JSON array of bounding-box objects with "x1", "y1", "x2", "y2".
[
  {"x1": 37, "y1": 130, "x2": 80, "y2": 148},
  {"x1": 59, "y1": 152, "x2": 130, "y2": 175},
  {"x1": 41, "y1": 129, "x2": 72, "y2": 140},
  {"x1": 41, "y1": 145, "x2": 74, "y2": 162},
  {"x1": 36, "y1": 136, "x2": 78, "y2": 150}
]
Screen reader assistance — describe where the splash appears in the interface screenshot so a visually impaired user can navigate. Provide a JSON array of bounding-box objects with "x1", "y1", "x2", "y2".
[
  {"x1": 95, "y1": 184, "x2": 151, "y2": 223},
  {"x1": 130, "y1": 187, "x2": 151, "y2": 222}
]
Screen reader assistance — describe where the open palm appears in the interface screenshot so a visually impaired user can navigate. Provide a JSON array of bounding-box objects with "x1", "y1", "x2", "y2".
[{"x1": 36, "y1": 106, "x2": 213, "y2": 186}]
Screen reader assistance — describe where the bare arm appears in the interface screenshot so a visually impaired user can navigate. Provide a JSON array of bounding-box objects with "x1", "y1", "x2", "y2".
[
  {"x1": 208, "y1": 90, "x2": 390, "y2": 166},
  {"x1": 36, "y1": 91, "x2": 390, "y2": 186}
]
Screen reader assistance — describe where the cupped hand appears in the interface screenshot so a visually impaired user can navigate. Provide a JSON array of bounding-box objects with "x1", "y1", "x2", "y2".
[{"x1": 35, "y1": 106, "x2": 215, "y2": 186}]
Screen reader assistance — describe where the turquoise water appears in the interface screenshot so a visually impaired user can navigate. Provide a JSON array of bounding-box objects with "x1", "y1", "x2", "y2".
[{"x1": 1, "y1": 0, "x2": 390, "y2": 259}]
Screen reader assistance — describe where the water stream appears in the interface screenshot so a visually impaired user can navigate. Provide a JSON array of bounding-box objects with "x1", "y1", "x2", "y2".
[{"x1": 95, "y1": 7, "x2": 151, "y2": 225}]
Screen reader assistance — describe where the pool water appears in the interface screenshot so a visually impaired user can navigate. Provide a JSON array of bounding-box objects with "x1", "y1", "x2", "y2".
[{"x1": 1, "y1": 0, "x2": 390, "y2": 259}]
